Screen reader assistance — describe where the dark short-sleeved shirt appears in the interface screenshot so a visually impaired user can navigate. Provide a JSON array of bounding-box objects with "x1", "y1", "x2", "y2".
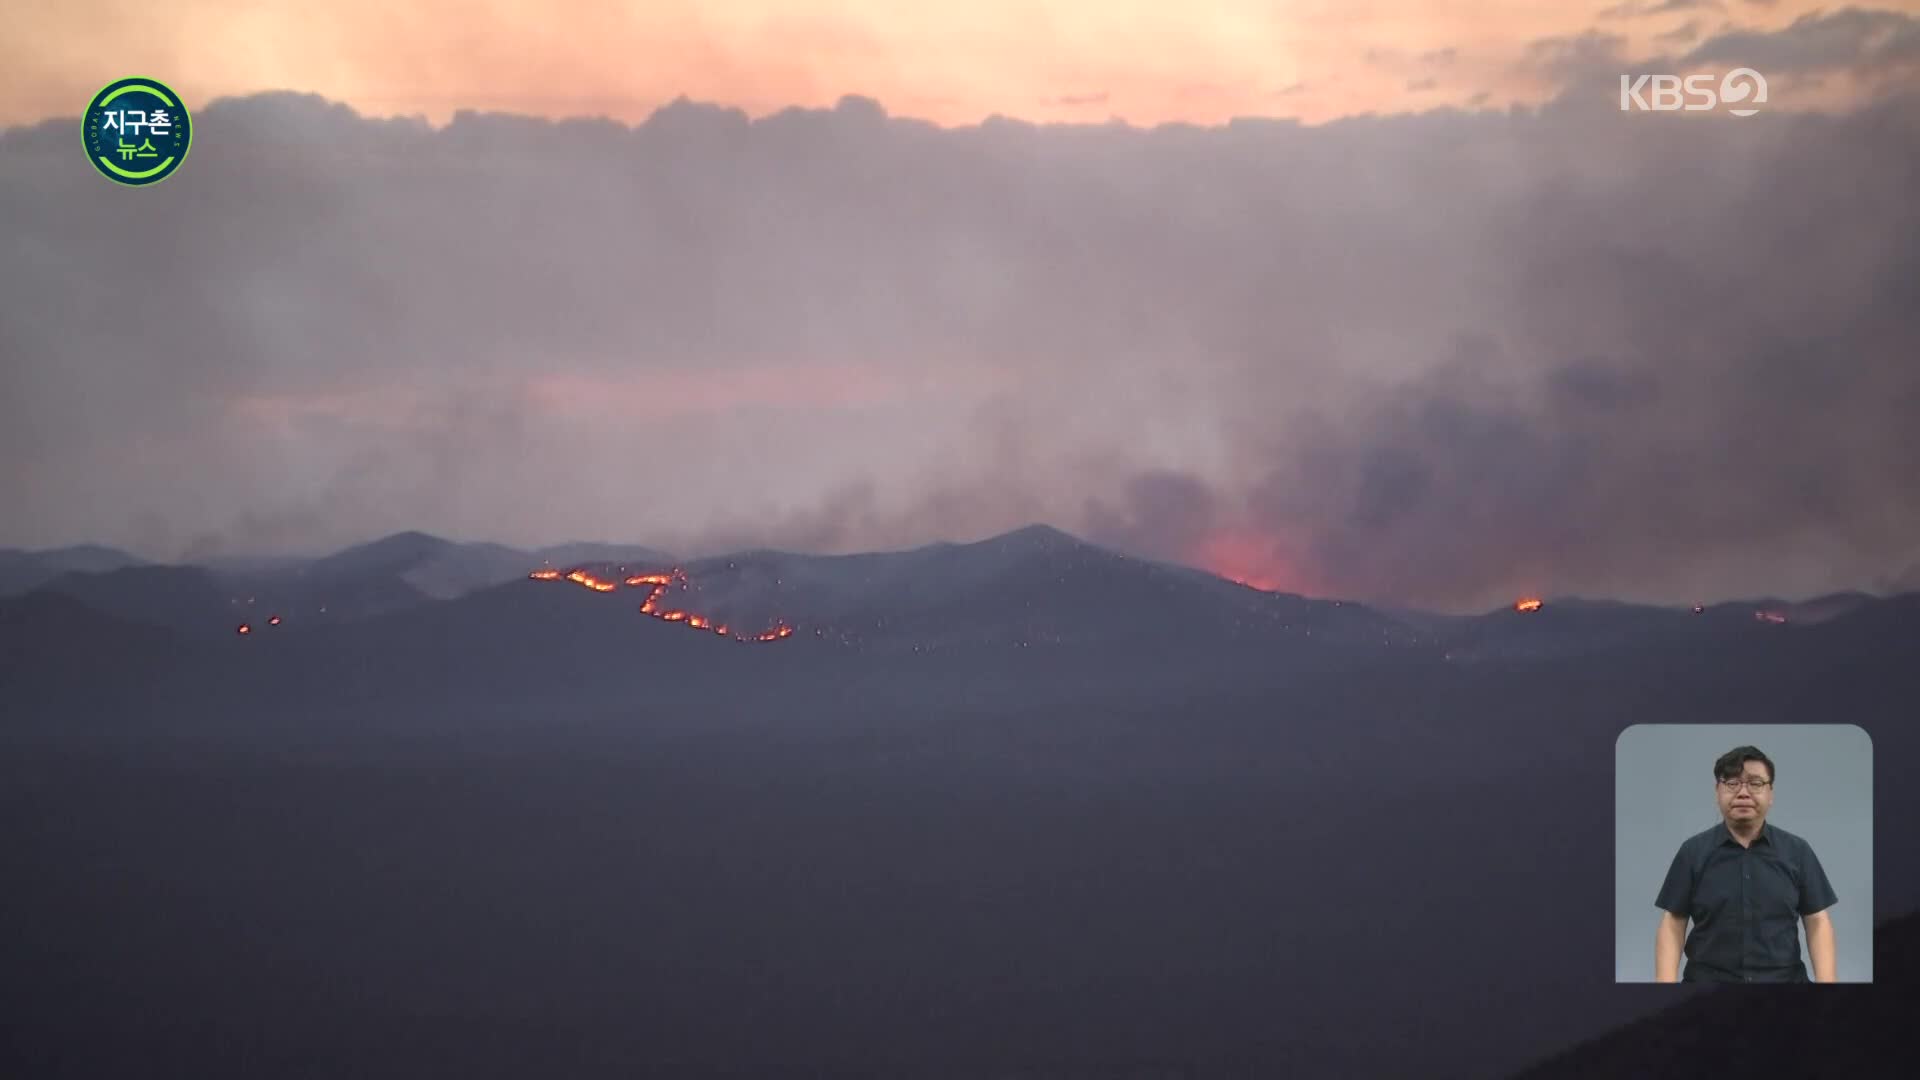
[{"x1": 1655, "y1": 821, "x2": 1838, "y2": 983}]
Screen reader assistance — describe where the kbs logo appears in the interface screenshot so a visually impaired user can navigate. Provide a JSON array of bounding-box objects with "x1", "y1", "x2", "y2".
[{"x1": 1619, "y1": 68, "x2": 1767, "y2": 116}]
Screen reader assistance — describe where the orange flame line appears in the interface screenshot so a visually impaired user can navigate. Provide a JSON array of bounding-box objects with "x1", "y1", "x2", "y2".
[{"x1": 528, "y1": 566, "x2": 796, "y2": 643}]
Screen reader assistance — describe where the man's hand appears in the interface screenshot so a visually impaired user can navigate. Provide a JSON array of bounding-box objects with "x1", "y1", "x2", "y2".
[
  {"x1": 1804, "y1": 908, "x2": 1837, "y2": 983},
  {"x1": 1654, "y1": 910, "x2": 1688, "y2": 982}
]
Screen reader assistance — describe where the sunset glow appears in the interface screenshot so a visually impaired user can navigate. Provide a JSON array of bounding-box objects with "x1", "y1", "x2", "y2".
[{"x1": 3, "y1": 1, "x2": 1867, "y2": 130}]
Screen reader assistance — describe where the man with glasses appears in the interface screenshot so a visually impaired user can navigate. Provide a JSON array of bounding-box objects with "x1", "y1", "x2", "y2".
[{"x1": 1653, "y1": 746, "x2": 1839, "y2": 982}]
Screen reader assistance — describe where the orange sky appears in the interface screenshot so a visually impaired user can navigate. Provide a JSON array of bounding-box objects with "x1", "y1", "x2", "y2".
[{"x1": 7, "y1": 0, "x2": 1898, "y2": 129}]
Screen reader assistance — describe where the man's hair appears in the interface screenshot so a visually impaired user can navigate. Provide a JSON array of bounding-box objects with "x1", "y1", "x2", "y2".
[{"x1": 1714, "y1": 745, "x2": 1775, "y2": 784}]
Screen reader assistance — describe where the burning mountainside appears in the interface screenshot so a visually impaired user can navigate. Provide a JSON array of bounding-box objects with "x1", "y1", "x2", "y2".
[
  {"x1": 1514, "y1": 597, "x2": 1544, "y2": 613},
  {"x1": 531, "y1": 565, "x2": 795, "y2": 643}
]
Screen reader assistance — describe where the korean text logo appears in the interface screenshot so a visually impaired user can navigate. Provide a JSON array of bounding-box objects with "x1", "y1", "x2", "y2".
[{"x1": 83, "y1": 77, "x2": 193, "y2": 186}]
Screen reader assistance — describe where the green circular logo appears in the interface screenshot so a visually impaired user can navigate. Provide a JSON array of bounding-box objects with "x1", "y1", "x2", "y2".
[{"x1": 83, "y1": 77, "x2": 192, "y2": 186}]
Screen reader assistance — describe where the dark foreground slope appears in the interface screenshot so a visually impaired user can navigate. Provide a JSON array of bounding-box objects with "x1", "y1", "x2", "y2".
[{"x1": 1511, "y1": 911, "x2": 1920, "y2": 1078}]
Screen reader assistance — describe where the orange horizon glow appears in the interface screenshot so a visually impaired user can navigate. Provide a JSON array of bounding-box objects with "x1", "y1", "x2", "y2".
[{"x1": 1195, "y1": 529, "x2": 1306, "y2": 597}]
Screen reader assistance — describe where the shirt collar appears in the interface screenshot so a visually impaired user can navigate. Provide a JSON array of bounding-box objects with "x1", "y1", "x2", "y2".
[{"x1": 1720, "y1": 821, "x2": 1771, "y2": 846}]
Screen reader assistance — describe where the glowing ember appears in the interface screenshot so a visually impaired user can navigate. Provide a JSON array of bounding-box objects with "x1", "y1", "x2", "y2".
[
  {"x1": 1514, "y1": 597, "x2": 1544, "y2": 613},
  {"x1": 267, "y1": 615, "x2": 282, "y2": 626},
  {"x1": 236, "y1": 624, "x2": 252, "y2": 635},
  {"x1": 1754, "y1": 610, "x2": 1788, "y2": 624},
  {"x1": 529, "y1": 569, "x2": 562, "y2": 581},
  {"x1": 1692, "y1": 605, "x2": 1704, "y2": 614}
]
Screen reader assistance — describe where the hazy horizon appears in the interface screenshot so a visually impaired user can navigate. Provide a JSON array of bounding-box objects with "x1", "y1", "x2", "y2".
[{"x1": 5, "y1": 519, "x2": 1907, "y2": 617}]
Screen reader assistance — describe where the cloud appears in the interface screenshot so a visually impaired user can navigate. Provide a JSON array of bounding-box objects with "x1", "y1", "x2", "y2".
[
  {"x1": 1050, "y1": 91, "x2": 1111, "y2": 107},
  {"x1": 3, "y1": 79, "x2": 1917, "y2": 610},
  {"x1": 1527, "y1": 9, "x2": 1920, "y2": 110},
  {"x1": 1524, "y1": 29, "x2": 1631, "y2": 77},
  {"x1": 1682, "y1": 8, "x2": 1920, "y2": 76},
  {"x1": 1406, "y1": 77, "x2": 1440, "y2": 92},
  {"x1": 1655, "y1": 20, "x2": 1704, "y2": 46},
  {"x1": 1601, "y1": 0, "x2": 1725, "y2": 17}
]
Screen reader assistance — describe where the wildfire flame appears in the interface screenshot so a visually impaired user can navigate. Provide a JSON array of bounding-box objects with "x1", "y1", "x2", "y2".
[
  {"x1": 236, "y1": 623, "x2": 252, "y2": 635},
  {"x1": 1515, "y1": 597, "x2": 1544, "y2": 613},
  {"x1": 528, "y1": 567, "x2": 797, "y2": 644},
  {"x1": 267, "y1": 615, "x2": 282, "y2": 626},
  {"x1": 564, "y1": 569, "x2": 619, "y2": 593}
]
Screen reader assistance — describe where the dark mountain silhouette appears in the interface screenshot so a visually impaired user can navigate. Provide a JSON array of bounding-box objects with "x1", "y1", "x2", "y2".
[
  {"x1": 0, "y1": 543, "x2": 147, "y2": 595},
  {"x1": 0, "y1": 587, "x2": 181, "y2": 668},
  {"x1": 28, "y1": 557, "x2": 428, "y2": 636},
  {"x1": 0, "y1": 588, "x2": 187, "y2": 706},
  {"x1": 1780, "y1": 590, "x2": 1881, "y2": 624},
  {"x1": 677, "y1": 523, "x2": 1406, "y2": 658},
  {"x1": 10, "y1": 525, "x2": 1920, "y2": 717},
  {"x1": 33, "y1": 564, "x2": 236, "y2": 635},
  {"x1": 299, "y1": 529, "x2": 461, "y2": 579},
  {"x1": 1423, "y1": 596, "x2": 1745, "y2": 661},
  {"x1": 296, "y1": 529, "x2": 536, "y2": 600},
  {"x1": 15, "y1": 532, "x2": 532, "y2": 637}
]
